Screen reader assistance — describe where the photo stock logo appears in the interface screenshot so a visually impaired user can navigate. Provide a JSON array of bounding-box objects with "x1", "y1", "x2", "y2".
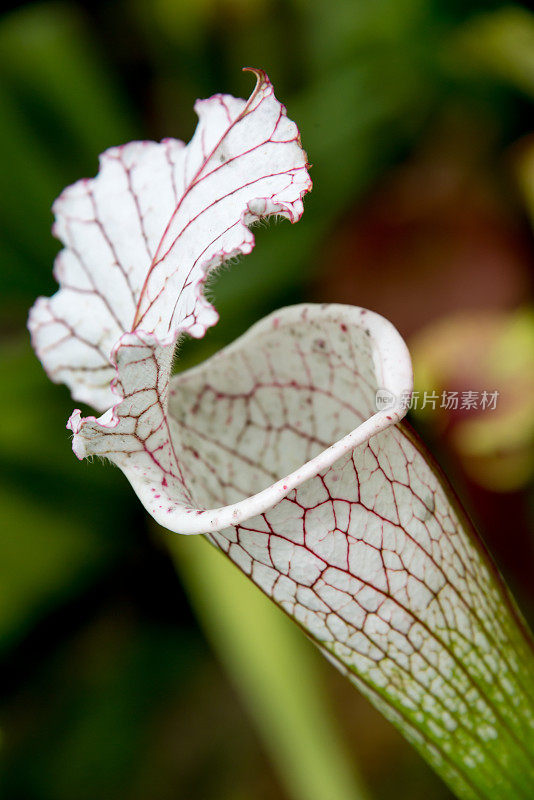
[
  {"x1": 374, "y1": 389, "x2": 500, "y2": 413},
  {"x1": 375, "y1": 388, "x2": 397, "y2": 411}
]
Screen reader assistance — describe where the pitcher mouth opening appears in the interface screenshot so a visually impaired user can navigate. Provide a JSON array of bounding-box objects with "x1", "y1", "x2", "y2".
[
  {"x1": 157, "y1": 303, "x2": 413, "y2": 534},
  {"x1": 67, "y1": 304, "x2": 412, "y2": 535}
]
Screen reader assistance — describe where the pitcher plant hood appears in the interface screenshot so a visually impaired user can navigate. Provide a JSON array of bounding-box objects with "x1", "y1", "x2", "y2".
[{"x1": 29, "y1": 70, "x2": 534, "y2": 800}]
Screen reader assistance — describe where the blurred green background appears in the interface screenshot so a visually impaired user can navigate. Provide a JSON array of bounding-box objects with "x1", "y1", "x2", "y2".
[{"x1": 1, "y1": 1, "x2": 534, "y2": 798}]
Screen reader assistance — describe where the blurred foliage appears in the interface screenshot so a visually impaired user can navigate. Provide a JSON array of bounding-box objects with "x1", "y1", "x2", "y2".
[
  {"x1": 455, "y1": 6, "x2": 534, "y2": 98},
  {"x1": 516, "y1": 134, "x2": 534, "y2": 225},
  {"x1": 1, "y1": 0, "x2": 534, "y2": 798},
  {"x1": 411, "y1": 308, "x2": 534, "y2": 491}
]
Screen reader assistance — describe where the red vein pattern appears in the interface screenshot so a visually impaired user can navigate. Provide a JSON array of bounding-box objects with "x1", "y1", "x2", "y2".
[
  {"x1": 172, "y1": 306, "x2": 534, "y2": 800},
  {"x1": 29, "y1": 70, "x2": 534, "y2": 800},
  {"x1": 67, "y1": 302, "x2": 534, "y2": 799},
  {"x1": 28, "y1": 70, "x2": 311, "y2": 410}
]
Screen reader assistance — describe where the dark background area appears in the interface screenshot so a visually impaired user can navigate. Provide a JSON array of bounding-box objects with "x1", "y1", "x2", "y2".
[{"x1": 1, "y1": 1, "x2": 533, "y2": 798}]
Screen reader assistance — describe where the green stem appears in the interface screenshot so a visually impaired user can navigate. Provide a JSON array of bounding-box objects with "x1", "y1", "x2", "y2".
[{"x1": 168, "y1": 532, "x2": 372, "y2": 800}]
